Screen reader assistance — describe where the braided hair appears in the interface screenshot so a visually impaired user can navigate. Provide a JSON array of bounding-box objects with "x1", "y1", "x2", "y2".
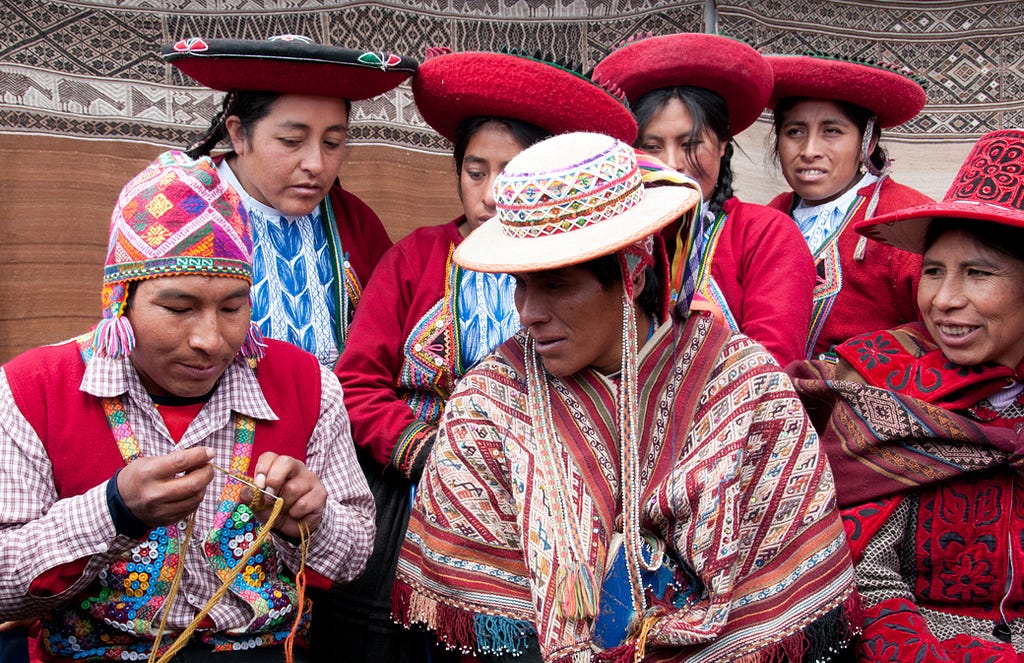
[{"x1": 632, "y1": 86, "x2": 734, "y2": 218}]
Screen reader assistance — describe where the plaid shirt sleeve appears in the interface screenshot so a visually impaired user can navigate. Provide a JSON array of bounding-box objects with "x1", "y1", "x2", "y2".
[
  {"x1": 0, "y1": 369, "x2": 139, "y2": 620},
  {"x1": 271, "y1": 365, "x2": 375, "y2": 585}
]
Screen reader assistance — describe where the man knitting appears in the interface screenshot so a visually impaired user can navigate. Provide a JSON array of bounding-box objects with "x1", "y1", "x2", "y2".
[{"x1": 0, "y1": 151, "x2": 374, "y2": 662}]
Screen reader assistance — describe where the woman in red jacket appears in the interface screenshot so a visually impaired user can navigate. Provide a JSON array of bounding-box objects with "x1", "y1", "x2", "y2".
[
  {"x1": 594, "y1": 33, "x2": 816, "y2": 366},
  {"x1": 766, "y1": 54, "x2": 932, "y2": 359}
]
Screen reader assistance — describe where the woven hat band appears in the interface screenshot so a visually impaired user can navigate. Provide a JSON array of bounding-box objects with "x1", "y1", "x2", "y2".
[{"x1": 495, "y1": 140, "x2": 642, "y2": 239}]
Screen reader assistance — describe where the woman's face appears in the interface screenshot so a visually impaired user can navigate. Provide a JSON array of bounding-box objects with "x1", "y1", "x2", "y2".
[
  {"x1": 776, "y1": 99, "x2": 866, "y2": 204},
  {"x1": 513, "y1": 265, "x2": 626, "y2": 377},
  {"x1": 919, "y1": 229, "x2": 1024, "y2": 368},
  {"x1": 638, "y1": 97, "x2": 726, "y2": 201},
  {"x1": 226, "y1": 94, "x2": 349, "y2": 217},
  {"x1": 459, "y1": 123, "x2": 527, "y2": 233}
]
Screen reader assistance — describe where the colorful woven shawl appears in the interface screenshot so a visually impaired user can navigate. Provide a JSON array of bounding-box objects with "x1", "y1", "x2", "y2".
[
  {"x1": 788, "y1": 322, "x2": 1024, "y2": 509},
  {"x1": 394, "y1": 310, "x2": 857, "y2": 662}
]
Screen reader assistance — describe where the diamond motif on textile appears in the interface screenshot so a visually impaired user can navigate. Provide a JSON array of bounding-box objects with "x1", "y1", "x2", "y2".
[
  {"x1": 141, "y1": 222, "x2": 170, "y2": 247},
  {"x1": 145, "y1": 192, "x2": 174, "y2": 220},
  {"x1": 179, "y1": 192, "x2": 209, "y2": 217}
]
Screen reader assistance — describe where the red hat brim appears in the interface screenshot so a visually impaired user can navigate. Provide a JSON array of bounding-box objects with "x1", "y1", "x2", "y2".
[
  {"x1": 412, "y1": 51, "x2": 637, "y2": 144},
  {"x1": 856, "y1": 201, "x2": 1024, "y2": 254},
  {"x1": 592, "y1": 33, "x2": 773, "y2": 135},
  {"x1": 162, "y1": 38, "x2": 416, "y2": 100},
  {"x1": 767, "y1": 55, "x2": 925, "y2": 128}
]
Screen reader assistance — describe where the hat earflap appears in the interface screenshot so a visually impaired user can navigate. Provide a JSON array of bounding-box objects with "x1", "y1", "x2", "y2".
[
  {"x1": 240, "y1": 320, "x2": 267, "y2": 360},
  {"x1": 93, "y1": 283, "x2": 136, "y2": 359}
]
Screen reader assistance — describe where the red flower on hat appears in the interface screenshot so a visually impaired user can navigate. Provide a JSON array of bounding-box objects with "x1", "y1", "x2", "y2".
[{"x1": 173, "y1": 38, "x2": 208, "y2": 53}]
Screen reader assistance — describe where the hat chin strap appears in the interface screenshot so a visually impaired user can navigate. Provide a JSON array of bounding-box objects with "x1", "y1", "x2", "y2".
[{"x1": 860, "y1": 115, "x2": 890, "y2": 178}]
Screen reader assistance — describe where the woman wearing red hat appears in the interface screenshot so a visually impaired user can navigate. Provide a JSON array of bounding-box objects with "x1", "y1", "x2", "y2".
[
  {"x1": 325, "y1": 50, "x2": 639, "y2": 662},
  {"x1": 162, "y1": 35, "x2": 417, "y2": 369},
  {"x1": 766, "y1": 54, "x2": 932, "y2": 360},
  {"x1": 593, "y1": 33, "x2": 816, "y2": 367},
  {"x1": 788, "y1": 128, "x2": 1024, "y2": 661}
]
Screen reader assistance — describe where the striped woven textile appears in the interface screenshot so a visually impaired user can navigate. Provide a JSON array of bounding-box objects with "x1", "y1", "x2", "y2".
[{"x1": 394, "y1": 310, "x2": 857, "y2": 662}]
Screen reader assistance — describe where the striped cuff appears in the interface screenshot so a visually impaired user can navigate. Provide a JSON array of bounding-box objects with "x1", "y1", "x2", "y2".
[{"x1": 390, "y1": 421, "x2": 436, "y2": 481}]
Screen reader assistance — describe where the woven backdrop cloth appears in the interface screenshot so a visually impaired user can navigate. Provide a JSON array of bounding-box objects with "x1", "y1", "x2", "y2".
[{"x1": 1, "y1": 0, "x2": 1023, "y2": 361}]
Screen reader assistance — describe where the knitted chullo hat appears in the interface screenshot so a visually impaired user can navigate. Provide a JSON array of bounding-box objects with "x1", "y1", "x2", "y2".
[{"x1": 94, "y1": 150, "x2": 264, "y2": 359}]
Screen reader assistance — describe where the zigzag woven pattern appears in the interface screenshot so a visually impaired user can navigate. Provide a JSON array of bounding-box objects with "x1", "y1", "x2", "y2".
[{"x1": 494, "y1": 140, "x2": 641, "y2": 239}]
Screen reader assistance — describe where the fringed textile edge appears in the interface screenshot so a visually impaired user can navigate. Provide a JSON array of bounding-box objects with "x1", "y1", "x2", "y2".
[
  {"x1": 391, "y1": 579, "x2": 534, "y2": 657},
  {"x1": 735, "y1": 592, "x2": 862, "y2": 663}
]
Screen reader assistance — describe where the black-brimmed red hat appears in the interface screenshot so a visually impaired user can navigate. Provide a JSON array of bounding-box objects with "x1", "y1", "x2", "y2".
[
  {"x1": 162, "y1": 35, "x2": 416, "y2": 100},
  {"x1": 767, "y1": 54, "x2": 926, "y2": 128},
  {"x1": 856, "y1": 129, "x2": 1024, "y2": 253},
  {"x1": 592, "y1": 33, "x2": 772, "y2": 135},
  {"x1": 412, "y1": 49, "x2": 637, "y2": 144}
]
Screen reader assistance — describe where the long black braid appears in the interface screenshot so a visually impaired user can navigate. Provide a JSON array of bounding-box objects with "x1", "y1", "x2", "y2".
[{"x1": 632, "y1": 86, "x2": 735, "y2": 218}]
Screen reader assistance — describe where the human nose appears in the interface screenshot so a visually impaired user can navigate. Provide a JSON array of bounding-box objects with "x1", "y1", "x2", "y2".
[
  {"x1": 930, "y1": 274, "x2": 966, "y2": 311},
  {"x1": 800, "y1": 133, "x2": 823, "y2": 159},
  {"x1": 481, "y1": 175, "x2": 498, "y2": 213},
  {"x1": 189, "y1": 310, "x2": 223, "y2": 354},
  {"x1": 515, "y1": 285, "x2": 548, "y2": 328},
  {"x1": 299, "y1": 144, "x2": 324, "y2": 175},
  {"x1": 661, "y1": 145, "x2": 686, "y2": 173}
]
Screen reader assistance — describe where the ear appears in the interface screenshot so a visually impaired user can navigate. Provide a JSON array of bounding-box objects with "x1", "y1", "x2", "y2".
[
  {"x1": 224, "y1": 116, "x2": 247, "y2": 156},
  {"x1": 717, "y1": 137, "x2": 729, "y2": 160},
  {"x1": 631, "y1": 268, "x2": 646, "y2": 302}
]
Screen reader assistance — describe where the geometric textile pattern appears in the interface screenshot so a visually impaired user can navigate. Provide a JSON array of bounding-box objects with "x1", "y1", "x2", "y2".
[
  {"x1": 0, "y1": 0, "x2": 704, "y2": 152},
  {"x1": 718, "y1": 0, "x2": 1024, "y2": 140}
]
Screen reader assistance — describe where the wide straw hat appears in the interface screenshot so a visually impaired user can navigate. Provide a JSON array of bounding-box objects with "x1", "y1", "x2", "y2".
[
  {"x1": 856, "y1": 129, "x2": 1024, "y2": 253},
  {"x1": 767, "y1": 54, "x2": 926, "y2": 128},
  {"x1": 593, "y1": 33, "x2": 773, "y2": 135},
  {"x1": 455, "y1": 132, "x2": 700, "y2": 273},
  {"x1": 162, "y1": 35, "x2": 416, "y2": 100},
  {"x1": 412, "y1": 50, "x2": 637, "y2": 144}
]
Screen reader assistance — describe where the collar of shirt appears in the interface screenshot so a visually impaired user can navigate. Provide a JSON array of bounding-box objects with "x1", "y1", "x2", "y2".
[{"x1": 80, "y1": 354, "x2": 280, "y2": 424}]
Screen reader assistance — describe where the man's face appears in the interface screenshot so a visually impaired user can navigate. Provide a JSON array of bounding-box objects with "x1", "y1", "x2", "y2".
[
  {"x1": 513, "y1": 265, "x2": 625, "y2": 377},
  {"x1": 124, "y1": 275, "x2": 251, "y2": 398}
]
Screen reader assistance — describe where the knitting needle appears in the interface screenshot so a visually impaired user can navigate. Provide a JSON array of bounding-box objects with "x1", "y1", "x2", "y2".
[{"x1": 208, "y1": 461, "x2": 279, "y2": 500}]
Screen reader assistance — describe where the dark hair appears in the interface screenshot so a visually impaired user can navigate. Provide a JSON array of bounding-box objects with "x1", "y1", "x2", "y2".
[
  {"x1": 451, "y1": 116, "x2": 551, "y2": 175},
  {"x1": 186, "y1": 90, "x2": 352, "y2": 159},
  {"x1": 632, "y1": 86, "x2": 734, "y2": 217},
  {"x1": 771, "y1": 96, "x2": 887, "y2": 173},
  {"x1": 923, "y1": 218, "x2": 1024, "y2": 264},
  {"x1": 579, "y1": 254, "x2": 661, "y2": 320}
]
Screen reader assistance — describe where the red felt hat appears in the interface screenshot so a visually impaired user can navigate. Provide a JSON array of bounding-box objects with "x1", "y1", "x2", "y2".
[
  {"x1": 162, "y1": 35, "x2": 417, "y2": 101},
  {"x1": 412, "y1": 50, "x2": 637, "y2": 144},
  {"x1": 856, "y1": 129, "x2": 1024, "y2": 253},
  {"x1": 592, "y1": 33, "x2": 772, "y2": 135},
  {"x1": 767, "y1": 54, "x2": 926, "y2": 128}
]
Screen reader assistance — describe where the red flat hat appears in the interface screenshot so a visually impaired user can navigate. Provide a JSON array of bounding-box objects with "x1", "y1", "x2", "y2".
[
  {"x1": 767, "y1": 54, "x2": 926, "y2": 128},
  {"x1": 162, "y1": 35, "x2": 417, "y2": 101},
  {"x1": 412, "y1": 50, "x2": 637, "y2": 144},
  {"x1": 857, "y1": 129, "x2": 1024, "y2": 253},
  {"x1": 592, "y1": 33, "x2": 772, "y2": 135}
]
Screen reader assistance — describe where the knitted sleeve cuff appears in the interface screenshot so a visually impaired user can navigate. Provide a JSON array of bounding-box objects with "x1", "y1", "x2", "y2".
[
  {"x1": 106, "y1": 468, "x2": 150, "y2": 539},
  {"x1": 390, "y1": 421, "x2": 436, "y2": 481}
]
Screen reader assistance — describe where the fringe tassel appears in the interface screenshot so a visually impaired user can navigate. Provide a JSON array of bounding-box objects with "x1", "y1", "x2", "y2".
[
  {"x1": 555, "y1": 563, "x2": 599, "y2": 620},
  {"x1": 391, "y1": 579, "x2": 485, "y2": 654},
  {"x1": 92, "y1": 315, "x2": 135, "y2": 358},
  {"x1": 473, "y1": 614, "x2": 533, "y2": 656},
  {"x1": 239, "y1": 322, "x2": 267, "y2": 360}
]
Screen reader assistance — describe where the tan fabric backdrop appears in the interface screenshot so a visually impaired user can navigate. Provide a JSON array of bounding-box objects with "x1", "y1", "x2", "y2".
[{"x1": 1, "y1": 0, "x2": 1021, "y2": 361}]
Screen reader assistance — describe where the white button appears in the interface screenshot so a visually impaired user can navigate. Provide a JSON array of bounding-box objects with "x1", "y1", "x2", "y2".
[
  {"x1": 187, "y1": 593, "x2": 198, "y2": 604},
  {"x1": 97, "y1": 543, "x2": 109, "y2": 553}
]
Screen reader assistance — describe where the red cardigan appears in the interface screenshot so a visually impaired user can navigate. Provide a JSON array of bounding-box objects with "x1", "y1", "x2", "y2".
[
  {"x1": 662, "y1": 197, "x2": 816, "y2": 366},
  {"x1": 335, "y1": 218, "x2": 465, "y2": 470},
  {"x1": 767, "y1": 178, "x2": 931, "y2": 357}
]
